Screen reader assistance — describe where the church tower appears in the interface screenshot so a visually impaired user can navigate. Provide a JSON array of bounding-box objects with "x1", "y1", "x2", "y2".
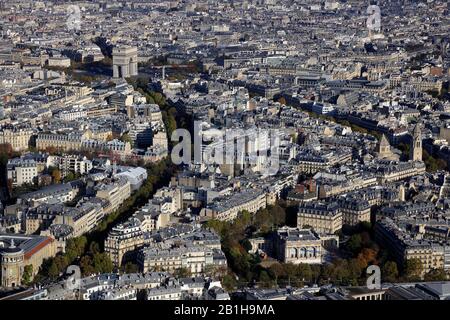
[
  {"x1": 377, "y1": 135, "x2": 391, "y2": 158},
  {"x1": 410, "y1": 123, "x2": 422, "y2": 161},
  {"x1": 376, "y1": 134, "x2": 398, "y2": 161}
]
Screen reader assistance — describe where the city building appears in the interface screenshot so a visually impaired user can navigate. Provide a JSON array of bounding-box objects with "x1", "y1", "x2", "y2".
[
  {"x1": 0, "y1": 234, "x2": 57, "y2": 287},
  {"x1": 297, "y1": 202, "x2": 342, "y2": 234}
]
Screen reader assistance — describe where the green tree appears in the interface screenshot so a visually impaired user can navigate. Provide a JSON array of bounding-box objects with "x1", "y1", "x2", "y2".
[
  {"x1": 53, "y1": 255, "x2": 69, "y2": 273},
  {"x1": 48, "y1": 261, "x2": 60, "y2": 280},
  {"x1": 174, "y1": 267, "x2": 191, "y2": 278},
  {"x1": 269, "y1": 204, "x2": 286, "y2": 226},
  {"x1": 346, "y1": 234, "x2": 363, "y2": 255},
  {"x1": 221, "y1": 274, "x2": 237, "y2": 291},
  {"x1": 269, "y1": 263, "x2": 286, "y2": 285},
  {"x1": 259, "y1": 270, "x2": 275, "y2": 288},
  {"x1": 162, "y1": 110, "x2": 177, "y2": 141},
  {"x1": 120, "y1": 133, "x2": 133, "y2": 145},
  {"x1": 22, "y1": 265, "x2": 33, "y2": 285},
  {"x1": 64, "y1": 172, "x2": 76, "y2": 182},
  {"x1": 66, "y1": 237, "x2": 87, "y2": 262},
  {"x1": 283, "y1": 263, "x2": 298, "y2": 284},
  {"x1": 122, "y1": 262, "x2": 139, "y2": 274},
  {"x1": 424, "y1": 269, "x2": 447, "y2": 281},
  {"x1": 405, "y1": 258, "x2": 422, "y2": 280},
  {"x1": 80, "y1": 255, "x2": 96, "y2": 276},
  {"x1": 89, "y1": 241, "x2": 101, "y2": 255},
  {"x1": 296, "y1": 263, "x2": 313, "y2": 283},
  {"x1": 382, "y1": 261, "x2": 399, "y2": 282},
  {"x1": 93, "y1": 253, "x2": 114, "y2": 274}
]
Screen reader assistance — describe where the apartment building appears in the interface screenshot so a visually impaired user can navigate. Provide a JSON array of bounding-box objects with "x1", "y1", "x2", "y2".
[
  {"x1": 95, "y1": 177, "x2": 131, "y2": 214},
  {"x1": 375, "y1": 218, "x2": 450, "y2": 277},
  {"x1": 7, "y1": 158, "x2": 38, "y2": 187},
  {"x1": 137, "y1": 245, "x2": 215, "y2": 275},
  {"x1": 104, "y1": 218, "x2": 144, "y2": 267},
  {"x1": 0, "y1": 128, "x2": 33, "y2": 151},
  {"x1": 297, "y1": 202, "x2": 343, "y2": 234},
  {"x1": 200, "y1": 189, "x2": 267, "y2": 221},
  {"x1": 36, "y1": 133, "x2": 83, "y2": 152}
]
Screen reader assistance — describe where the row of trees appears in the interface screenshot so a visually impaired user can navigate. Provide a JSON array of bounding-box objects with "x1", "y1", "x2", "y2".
[
  {"x1": 423, "y1": 149, "x2": 448, "y2": 172},
  {"x1": 34, "y1": 237, "x2": 113, "y2": 283},
  {"x1": 205, "y1": 205, "x2": 289, "y2": 289},
  {"x1": 126, "y1": 76, "x2": 180, "y2": 146},
  {"x1": 34, "y1": 157, "x2": 176, "y2": 283},
  {"x1": 276, "y1": 97, "x2": 383, "y2": 140},
  {"x1": 207, "y1": 206, "x2": 448, "y2": 290}
]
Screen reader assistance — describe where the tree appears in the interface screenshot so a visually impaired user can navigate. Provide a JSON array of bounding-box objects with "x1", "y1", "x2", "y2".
[
  {"x1": 346, "y1": 234, "x2": 363, "y2": 255},
  {"x1": 120, "y1": 133, "x2": 133, "y2": 145},
  {"x1": 92, "y1": 253, "x2": 113, "y2": 274},
  {"x1": 254, "y1": 208, "x2": 271, "y2": 234},
  {"x1": 0, "y1": 143, "x2": 13, "y2": 177},
  {"x1": 258, "y1": 270, "x2": 275, "y2": 288},
  {"x1": 270, "y1": 204, "x2": 286, "y2": 226},
  {"x1": 347, "y1": 259, "x2": 364, "y2": 282},
  {"x1": 51, "y1": 169, "x2": 62, "y2": 184},
  {"x1": 283, "y1": 263, "x2": 297, "y2": 282},
  {"x1": 382, "y1": 261, "x2": 399, "y2": 283},
  {"x1": 405, "y1": 258, "x2": 422, "y2": 280},
  {"x1": 357, "y1": 248, "x2": 378, "y2": 267},
  {"x1": 80, "y1": 255, "x2": 96, "y2": 276},
  {"x1": 174, "y1": 267, "x2": 191, "y2": 278},
  {"x1": 65, "y1": 237, "x2": 87, "y2": 262},
  {"x1": 423, "y1": 149, "x2": 448, "y2": 172},
  {"x1": 221, "y1": 274, "x2": 237, "y2": 291},
  {"x1": 296, "y1": 263, "x2": 312, "y2": 283},
  {"x1": 22, "y1": 265, "x2": 33, "y2": 285},
  {"x1": 53, "y1": 255, "x2": 69, "y2": 272},
  {"x1": 269, "y1": 263, "x2": 286, "y2": 285},
  {"x1": 424, "y1": 269, "x2": 447, "y2": 281},
  {"x1": 162, "y1": 110, "x2": 177, "y2": 141},
  {"x1": 48, "y1": 261, "x2": 60, "y2": 280},
  {"x1": 122, "y1": 262, "x2": 139, "y2": 274},
  {"x1": 241, "y1": 239, "x2": 253, "y2": 252},
  {"x1": 64, "y1": 172, "x2": 76, "y2": 182},
  {"x1": 89, "y1": 241, "x2": 101, "y2": 255},
  {"x1": 277, "y1": 97, "x2": 287, "y2": 105}
]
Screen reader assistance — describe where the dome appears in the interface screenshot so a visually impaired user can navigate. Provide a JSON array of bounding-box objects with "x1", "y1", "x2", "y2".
[{"x1": 0, "y1": 239, "x2": 24, "y2": 256}]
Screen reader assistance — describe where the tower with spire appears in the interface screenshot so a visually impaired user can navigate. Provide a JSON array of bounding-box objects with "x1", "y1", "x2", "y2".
[
  {"x1": 377, "y1": 135, "x2": 391, "y2": 158},
  {"x1": 410, "y1": 123, "x2": 422, "y2": 161}
]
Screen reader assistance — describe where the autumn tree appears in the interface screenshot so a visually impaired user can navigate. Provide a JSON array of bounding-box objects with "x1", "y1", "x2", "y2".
[
  {"x1": 382, "y1": 261, "x2": 399, "y2": 283},
  {"x1": 277, "y1": 97, "x2": 287, "y2": 105},
  {"x1": 51, "y1": 168, "x2": 62, "y2": 183}
]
